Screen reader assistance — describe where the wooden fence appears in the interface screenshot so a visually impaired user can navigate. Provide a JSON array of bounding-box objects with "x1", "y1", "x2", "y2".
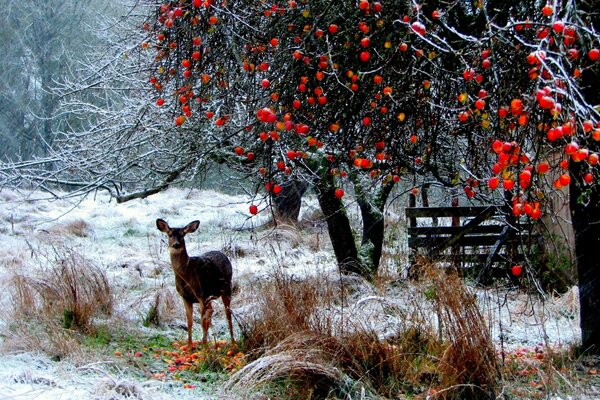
[{"x1": 406, "y1": 205, "x2": 535, "y2": 279}]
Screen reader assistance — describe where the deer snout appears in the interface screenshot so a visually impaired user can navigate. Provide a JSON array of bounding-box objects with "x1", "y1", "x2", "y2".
[{"x1": 172, "y1": 242, "x2": 182, "y2": 250}]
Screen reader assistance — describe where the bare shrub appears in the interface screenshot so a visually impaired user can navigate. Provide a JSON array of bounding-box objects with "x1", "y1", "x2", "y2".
[
  {"x1": 238, "y1": 268, "x2": 339, "y2": 351},
  {"x1": 423, "y1": 263, "x2": 500, "y2": 399},
  {"x1": 226, "y1": 333, "x2": 371, "y2": 399},
  {"x1": 142, "y1": 287, "x2": 179, "y2": 327},
  {"x1": 4, "y1": 243, "x2": 113, "y2": 355},
  {"x1": 234, "y1": 262, "x2": 501, "y2": 399}
]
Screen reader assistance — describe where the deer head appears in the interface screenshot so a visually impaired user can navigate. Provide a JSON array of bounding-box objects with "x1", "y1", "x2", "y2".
[{"x1": 156, "y1": 219, "x2": 200, "y2": 255}]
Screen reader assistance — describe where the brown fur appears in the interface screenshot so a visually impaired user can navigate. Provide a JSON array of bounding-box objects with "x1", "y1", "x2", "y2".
[{"x1": 156, "y1": 219, "x2": 234, "y2": 348}]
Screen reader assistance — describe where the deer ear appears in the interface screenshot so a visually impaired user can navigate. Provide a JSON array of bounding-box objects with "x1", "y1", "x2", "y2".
[
  {"x1": 183, "y1": 220, "x2": 200, "y2": 234},
  {"x1": 156, "y1": 219, "x2": 170, "y2": 233}
]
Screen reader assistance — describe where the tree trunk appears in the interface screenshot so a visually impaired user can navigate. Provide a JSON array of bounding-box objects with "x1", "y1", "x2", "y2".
[
  {"x1": 353, "y1": 179, "x2": 395, "y2": 277},
  {"x1": 570, "y1": 163, "x2": 600, "y2": 353},
  {"x1": 272, "y1": 178, "x2": 308, "y2": 222},
  {"x1": 315, "y1": 177, "x2": 364, "y2": 276}
]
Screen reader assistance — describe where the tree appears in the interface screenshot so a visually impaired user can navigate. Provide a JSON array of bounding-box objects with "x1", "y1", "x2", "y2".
[
  {"x1": 0, "y1": 0, "x2": 113, "y2": 160},
  {"x1": 137, "y1": 0, "x2": 600, "y2": 350}
]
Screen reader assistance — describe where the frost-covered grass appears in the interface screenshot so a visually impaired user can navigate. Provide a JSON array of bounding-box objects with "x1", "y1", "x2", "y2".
[{"x1": 0, "y1": 187, "x2": 597, "y2": 399}]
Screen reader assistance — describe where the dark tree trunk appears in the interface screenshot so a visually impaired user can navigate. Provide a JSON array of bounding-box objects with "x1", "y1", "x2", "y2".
[
  {"x1": 353, "y1": 179, "x2": 395, "y2": 277},
  {"x1": 570, "y1": 161, "x2": 600, "y2": 353},
  {"x1": 272, "y1": 178, "x2": 309, "y2": 222},
  {"x1": 571, "y1": 1, "x2": 600, "y2": 353},
  {"x1": 315, "y1": 177, "x2": 364, "y2": 276}
]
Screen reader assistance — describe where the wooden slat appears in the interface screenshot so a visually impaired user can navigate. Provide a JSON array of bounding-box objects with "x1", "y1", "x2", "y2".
[
  {"x1": 408, "y1": 225, "x2": 506, "y2": 236},
  {"x1": 408, "y1": 235, "x2": 522, "y2": 248},
  {"x1": 411, "y1": 253, "x2": 526, "y2": 263},
  {"x1": 405, "y1": 206, "x2": 503, "y2": 218}
]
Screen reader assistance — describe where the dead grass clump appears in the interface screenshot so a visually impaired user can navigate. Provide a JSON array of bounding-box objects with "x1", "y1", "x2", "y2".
[
  {"x1": 236, "y1": 262, "x2": 502, "y2": 399},
  {"x1": 239, "y1": 269, "x2": 329, "y2": 350},
  {"x1": 423, "y1": 263, "x2": 500, "y2": 399},
  {"x1": 225, "y1": 333, "x2": 374, "y2": 399},
  {"x1": 142, "y1": 288, "x2": 179, "y2": 327},
  {"x1": 64, "y1": 219, "x2": 93, "y2": 237},
  {"x1": 4, "y1": 244, "x2": 113, "y2": 355},
  {"x1": 342, "y1": 328, "x2": 444, "y2": 396}
]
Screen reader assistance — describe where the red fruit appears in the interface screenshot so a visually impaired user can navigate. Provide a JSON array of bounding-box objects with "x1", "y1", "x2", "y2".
[
  {"x1": 181, "y1": 59, "x2": 191, "y2": 68},
  {"x1": 492, "y1": 140, "x2": 503, "y2": 154},
  {"x1": 174, "y1": 115, "x2": 186, "y2": 126},
  {"x1": 589, "y1": 48, "x2": 600, "y2": 61},
  {"x1": 553, "y1": 20, "x2": 565, "y2": 33},
  {"x1": 458, "y1": 111, "x2": 469, "y2": 122},
  {"x1": 261, "y1": 79, "x2": 270, "y2": 89},
  {"x1": 334, "y1": 188, "x2": 345, "y2": 199},
  {"x1": 567, "y1": 48, "x2": 580, "y2": 60},
  {"x1": 559, "y1": 173, "x2": 571, "y2": 186},
  {"x1": 328, "y1": 24, "x2": 339, "y2": 34},
  {"x1": 474, "y1": 99, "x2": 486, "y2": 110},
  {"x1": 411, "y1": 21, "x2": 426, "y2": 36},
  {"x1": 488, "y1": 176, "x2": 500, "y2": 190},
  {"x1": 503, "y1": 179, "x2": 515, "y2": 190},
  {"x1": 360, "y1": 37, "x2": 371, "y2": 48},
  {"x1": 359, "y1": 51, "x2": 371, "y2": 62},
  {"x1": 246, "y1": 152, "x2": 255, "y2": 161},
  {"x1": 249, "y1": 205, "x2": 258, "y2": 215},
  {"x1": 537, "y1": 162, "x2": 550, "y2": 174},
  {"x1": 362, "y1": 116, "x2": 372, "y2": 126},
  {"x1": 270, "y1": 38, "x2": 279, "y2": 47},
  {"x1": 565, "y1": 141, "x2": 579, "y2": 155},
  {"x1": 481, "y1": 58, "x2": 492, "y2": 69},
  {"x1": 588, "y1": 153, "x2": 599, "y2": 165},
  {"x1": 399, "y1": 42, "x2": 408, "y2": 52},
  {"x1": 511, "y1": 265, "x2": 523, "y2": 277},
  {"x1": 583, "y1": 120, "x2": 594, "y2": 132},
  {"x1": 234, "y1": 146, "x2": 244, "y2": 155},
  {"x1": 541, "y1": 4, "x2": 553, "y2": 16},
  {"x1": 372, "y1": 2, "x2": 382, "y2": 12},
  {"x1": 463, "y1": 68, "x2": 475, "y2": 81},
  {"x1": 156, "y1": 98, "x2": 165, "y2": 106},
  {"x1": 538, "y1": 95, "x2": 555, "y2": 109},
  {"x1": 584, "y1": 173, "x2": 594, "y2": 184},
  {"x1": 510, "y1": 99, "x2": 523, "y2": 115}
]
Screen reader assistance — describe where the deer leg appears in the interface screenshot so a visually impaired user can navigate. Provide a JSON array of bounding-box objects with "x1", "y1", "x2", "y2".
[
  {"x1": 183, "y1": 299, "x2": 194, "y2": 350},
  {"x1": 200, "y1": 300, "x2": 213, "y2": 346},
  {"x1": 222, "y1": 295, "x2": 235, "y2": 344}
]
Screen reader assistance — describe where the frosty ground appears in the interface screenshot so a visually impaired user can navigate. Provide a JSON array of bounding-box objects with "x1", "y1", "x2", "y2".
[{"x1": 0, "y1": 187, "x2": 591, "y2": 399}]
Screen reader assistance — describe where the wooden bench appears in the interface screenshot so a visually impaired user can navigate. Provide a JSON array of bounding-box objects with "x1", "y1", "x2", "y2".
[{"x1": 406, "y1": 205, "x2": 534, "y2": 279}]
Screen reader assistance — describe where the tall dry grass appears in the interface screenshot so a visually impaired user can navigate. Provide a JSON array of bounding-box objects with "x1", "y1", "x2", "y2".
[
  {"x1": 2, "y1": 243, "x2": 113, "y2": 357},
  {"x1": 228, "y1": 261, "x2": 501, "y2": 399}
]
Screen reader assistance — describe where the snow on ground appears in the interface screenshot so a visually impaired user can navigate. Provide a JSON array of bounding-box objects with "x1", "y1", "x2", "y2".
[{"x1": 0, "y1": 187, "x2": 583, "y2": 399}]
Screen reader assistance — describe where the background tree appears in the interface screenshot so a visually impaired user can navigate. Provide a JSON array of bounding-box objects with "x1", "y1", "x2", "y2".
[{"x1": 0, "y1": 0, "x2": 113, "y2": 160}]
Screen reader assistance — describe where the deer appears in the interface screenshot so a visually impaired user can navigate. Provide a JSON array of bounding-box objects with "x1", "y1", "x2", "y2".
[{"x1": 156, "y1": 219, "x2": 234, "y2": 349}]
